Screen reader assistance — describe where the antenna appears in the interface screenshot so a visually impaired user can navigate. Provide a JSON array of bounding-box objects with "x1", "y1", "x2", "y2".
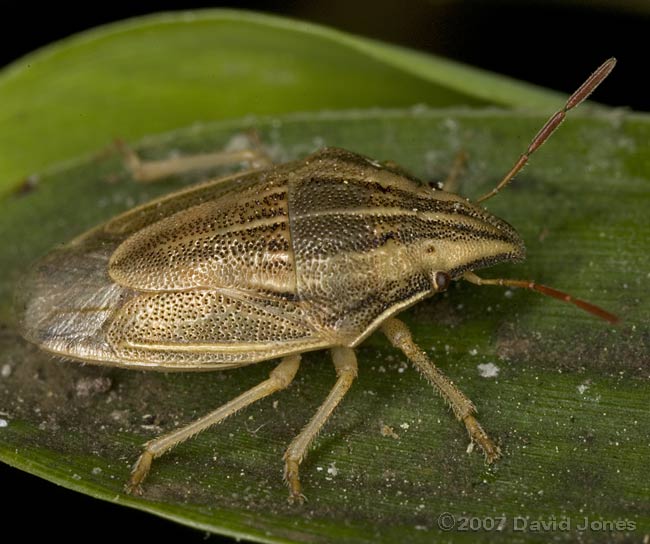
[
  {"x1": 463, "y1": 272, "x2": 619, "y2": 324},
  {"x1": 476, "y1": 58, "x2": 617, "y2": 204}
]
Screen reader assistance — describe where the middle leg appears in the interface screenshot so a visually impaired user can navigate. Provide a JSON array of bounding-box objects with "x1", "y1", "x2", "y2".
[{"x1": 283, "y1": 346, "x2": 358, "y2": 503}]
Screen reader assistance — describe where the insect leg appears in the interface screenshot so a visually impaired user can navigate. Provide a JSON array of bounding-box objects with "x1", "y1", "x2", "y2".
[
  {"x1": 440, "y1": 150, "x2": 468, "y2": 193},
  {"x1": 125, "y1": 354, "x2": 301, "y2": 495},
  {"x1": 283, "y1": 347, "x2": 358, "y2": 504},
  {"x1": 116, "y1": 130, "x2": 272, "y2": 183},
  {"x1": 381, "y1": 317, "x2": 500, "y2": 463}
]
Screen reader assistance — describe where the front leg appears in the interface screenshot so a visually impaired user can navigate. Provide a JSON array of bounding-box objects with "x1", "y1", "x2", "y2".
[{"x1": 381, "y1": 317, "x2": 500, "y2": 462}]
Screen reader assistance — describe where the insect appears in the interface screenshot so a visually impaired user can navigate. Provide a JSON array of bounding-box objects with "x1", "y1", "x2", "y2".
[{"x1": 18, "y1": 58, "x2": 618, "y2": 503}]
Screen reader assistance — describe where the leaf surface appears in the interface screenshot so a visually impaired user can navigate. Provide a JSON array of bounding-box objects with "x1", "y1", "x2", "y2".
[
  {"x1": 1, "y1": 108, "x2": 648, "y2": 542},
  {"x1": 0, "y1": 10, "x2": 563, "y2": 192}
]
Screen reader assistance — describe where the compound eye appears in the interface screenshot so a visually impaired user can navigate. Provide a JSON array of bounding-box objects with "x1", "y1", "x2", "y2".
[{"x1": 432, "y1": 271, "x2": 451, "y2": 292}]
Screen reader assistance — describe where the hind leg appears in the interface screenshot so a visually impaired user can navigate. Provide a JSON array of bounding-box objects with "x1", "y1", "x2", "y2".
[{"x1": 126, "y1": 354, "x2": 301, "y2": 494}]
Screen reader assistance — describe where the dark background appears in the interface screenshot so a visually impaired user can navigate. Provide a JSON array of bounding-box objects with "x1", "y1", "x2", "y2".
[
  {"x1": 2, "y1": 1, "x2": 646, "y2": 110},
  {"x1": 1, "y1": 1, "x2": 646, "y2": 541}
]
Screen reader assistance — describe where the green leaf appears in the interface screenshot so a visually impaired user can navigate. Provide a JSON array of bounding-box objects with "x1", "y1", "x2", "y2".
[
  {"x1": 0, "y1": 9, "x2": 564, "y2": 193},
  {"x1": 2, "y1": 108, "x2": 649, "y2": 542}
]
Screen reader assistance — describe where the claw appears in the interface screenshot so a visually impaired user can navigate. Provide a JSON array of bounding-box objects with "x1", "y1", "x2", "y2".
[
  {"x1": 464, "y1": 414, "x2": 501, "y2": 463},
  {"x1": 284, "y1": 458, "x2": 306, "y2": 505},
  {"x1": 287, "y1": 492, "x2": 307, "y2": 505},
  {"x1": 125, "y1": 450, "x2": 153, "y2": 495}
]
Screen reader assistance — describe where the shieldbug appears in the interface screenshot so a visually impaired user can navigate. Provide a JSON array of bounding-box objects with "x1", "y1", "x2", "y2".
[{"x1": 18, "y1": 58, "x2": 618, "y2": 503}]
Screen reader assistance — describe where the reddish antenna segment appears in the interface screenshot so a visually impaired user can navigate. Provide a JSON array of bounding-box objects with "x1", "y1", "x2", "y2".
[{"x1": 463, "y1": 272, "x2": 619, "y2": 324}]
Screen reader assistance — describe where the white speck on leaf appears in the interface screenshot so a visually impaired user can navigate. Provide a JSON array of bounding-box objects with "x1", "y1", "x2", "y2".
[
  {"x1": 478, "y1": 363, "x2": 500, "y2": 378},
  {"x1": 0, "y1": 419, "x2": 8, "y2": 428}
]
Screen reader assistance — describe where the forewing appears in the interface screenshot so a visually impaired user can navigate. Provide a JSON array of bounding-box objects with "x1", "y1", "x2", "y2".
[
  {"x1": 108, "y1": 173, "x2": 296, "y2": 295},
  {"x1": 106, "y1": 289, "x2": 330, "y2": 369}
]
